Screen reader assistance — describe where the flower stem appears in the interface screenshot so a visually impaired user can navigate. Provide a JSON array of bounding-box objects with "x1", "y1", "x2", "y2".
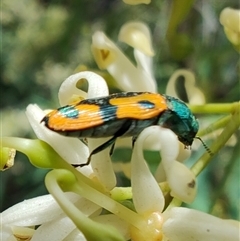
[
  {"x1": 1, "y1": 137, "x2": 107, "y2": 192},
  {"x1": 208, "y1": 139, "x2": 240, "y2": 214},
  {"x1": 189, "y1": 102, "x2": 239, "y2": 114},
  {"x1": 45, "y1": 169, "x2": 125, "y2": 241},
  {"x1": 46, "y1": 169, "x2": 146, "y2": 232},
  {"x1": 197, "y1": 115, "x2": 231, "y2": 137},
  {"x1": 191, "y1": 110, "x2": 240, "y2": 177}
]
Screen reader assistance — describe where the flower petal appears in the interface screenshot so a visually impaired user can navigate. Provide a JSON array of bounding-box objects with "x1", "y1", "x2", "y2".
[
  {"x1": 31, "y1": 216, "x2": 76, "y2": 241},
  {"x1": 220, "y1": 8, "x2": 240, "y2": 50},
  {"x1": 131, "y1": 126, "x2": 165, "y2": 215},
  {"x1": 162, "y1": 207, "x2": 240, "y2": 241},
  {"x1": 0, "y1": 225, "x2": 13, "y2": 241},
  {"x1": 134, "y1": 49, "x2": 155, "y2": 83},
  {"x1": 118, "y1": 22, "x2": 154, "y2": 56},
  {"x1": 88, "y1": 139, "x2": 117, "y2": 190},
  {"x1": 166, "y1": 69, "x2": 205, "y2": 105},
  {"x1": 167, "y1": 161, "x2": 197, "y2": 203},
  {"x1": 2, "y1": 193, "x2": 78, "y2": 226},
  {"x1": 92, "y1": 31, "x2": 156, "y2": 92},
  {"x1": 156, "y1": 128, "x2": 196, "y2": 203},
  {"x1": 26, "y1": 104, "x2": 89, "y2": 166},
  {"x1": 58, "y1": 71, "x2": 109, "y2": 106}
]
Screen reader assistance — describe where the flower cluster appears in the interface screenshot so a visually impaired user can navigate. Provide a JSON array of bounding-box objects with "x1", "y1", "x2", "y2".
[{"x1": 1, "y1": 12, "x2": 240, "y2": 241}]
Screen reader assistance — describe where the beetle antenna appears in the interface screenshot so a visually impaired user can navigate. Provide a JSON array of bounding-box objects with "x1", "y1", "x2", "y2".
[{"x1": 195, "y1": 136, "x2": 213, "y2": 156}]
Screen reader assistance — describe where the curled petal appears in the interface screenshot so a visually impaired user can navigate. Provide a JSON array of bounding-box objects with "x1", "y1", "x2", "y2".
[
  {"x1": 154, "y1": 127, "x2": 179, "y2": 182},
  {"x1": 166, "y1": 161, "x2": 196, "y2": 203},
  {"x1": 176, "y1": 143, "x2": 191, "y2": 162},
  {"x1": 58, "y1": 71, "x2": 109, "y2": 106},
  {"x1": 155, "y1": 143, "x2": 191, "y2": 183},
  {"x1": 131, "y1": 126, "x2": 165, "y2": 215},
  {"x1": 154, "y1": 127, "x2": 196, "y2": 203},
  {"x1": 157, "y1": 128, "x2": 179, "y2": 168},
  {"x1": 26, "y1": 104, "x2": 89, "y2": 166},
  {"x1": 92, "y1": 31, "x2": 156, "y2": 92},
  {"x1": 166, "y1": 69, "x2": 205, "y2": 104},
  {"x1": 119, "y1": 22, "x2": 154, "y2": 56},
  {"x1": 154, "y1": 162, "x2": 166, "y2": 182},
  {"x1": 162, "y1": 207, "x2": 240, "y2": 241}
]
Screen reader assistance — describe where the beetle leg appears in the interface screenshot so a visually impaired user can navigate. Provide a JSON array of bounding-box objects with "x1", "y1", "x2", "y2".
[
  {"x1": 132, "y1": 136, "x2": 138, "y2": 148},
  {"x1": 74, "y1": 120, "x2": 132, "y2": 167},
  {"x1": 77, "y1": 136, "x2": 117, "y2": 167},
  {"x1": 109, "y1": 142, "x2": 116, "y2": 156}
]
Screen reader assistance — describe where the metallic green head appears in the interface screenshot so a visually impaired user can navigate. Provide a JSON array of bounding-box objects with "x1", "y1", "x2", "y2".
[{"x1": 160, "y1": 95, "x2": 199, "y2": 146}]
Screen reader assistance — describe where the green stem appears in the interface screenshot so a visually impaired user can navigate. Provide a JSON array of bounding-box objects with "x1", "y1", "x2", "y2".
[
  {"x1": 2, "y1": 137, "x2": 146, "y2": 231},
  {"x1": 45, "y1": 169, "x2": 125, "y2": 241},
  {"x1": 189, "y1": 102, "x2": 239, "y2": 114},
  {"x1": 46, "y1": 169, "x2": 146, "y2": 231},
  {"x1": 209, "y1": 138, "x2": 240, "y2": 214},
  {"x1": 72, "y1": 177, "x2": 145, "y2": 229},
  {"x1": 110, "y1": 182, "x2": 170, "y2": 202},
  {"x1": 191, "y1": 111, "x2": 240, "y2": 177},
  {"x1": 197, "y1": 115, "x2": 231, "y2": 137},
  {"x1": 1, "y1": 137, "x2": 105, "y2": 193}
]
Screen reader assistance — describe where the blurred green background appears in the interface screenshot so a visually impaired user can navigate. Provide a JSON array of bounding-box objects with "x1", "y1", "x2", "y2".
[{"x1": 1, "y1": 0, "x2": 239, "y2": 220}]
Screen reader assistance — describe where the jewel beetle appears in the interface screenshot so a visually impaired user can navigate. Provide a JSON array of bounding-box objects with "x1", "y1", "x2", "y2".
[{"x1": 41, "y1": 92, "x2": 200, "y2": 166}]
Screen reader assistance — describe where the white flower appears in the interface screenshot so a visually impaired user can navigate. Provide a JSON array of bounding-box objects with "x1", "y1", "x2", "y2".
[
  {"x1": 1, "y1": 193, "x2": 101, "y2": 241},
  {"x1": 91, "y1": 22, "x2": 157, "y2": 92}
]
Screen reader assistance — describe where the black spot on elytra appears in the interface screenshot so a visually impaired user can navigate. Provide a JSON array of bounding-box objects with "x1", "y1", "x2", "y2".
[{"x1": 138, "y1": 100, "x2": 155, "y2": 109}]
